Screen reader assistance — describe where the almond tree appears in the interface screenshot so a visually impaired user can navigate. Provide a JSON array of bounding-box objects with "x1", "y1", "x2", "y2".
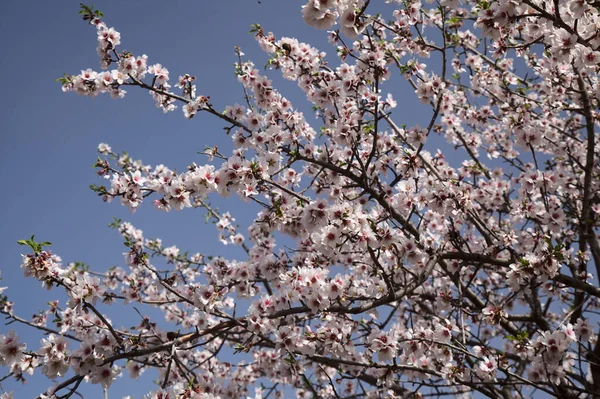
[{"x1": 2, "y1": 1, "x2": 600, "y2": 398}]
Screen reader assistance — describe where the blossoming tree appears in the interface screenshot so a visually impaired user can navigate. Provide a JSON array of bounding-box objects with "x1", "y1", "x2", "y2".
[{"x1": 2, "y1": 0, "x2": 600, "y2": 398}]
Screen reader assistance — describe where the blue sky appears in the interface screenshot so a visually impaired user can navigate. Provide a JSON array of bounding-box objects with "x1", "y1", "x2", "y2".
[{"x1": 0, "y1": 1, "x2": 430, "y2": 397}]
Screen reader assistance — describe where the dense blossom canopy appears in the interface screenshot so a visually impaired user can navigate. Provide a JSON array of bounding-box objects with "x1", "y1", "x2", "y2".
[{"x1": 2, "y1": 0, "x2": 600, "y2": 398}]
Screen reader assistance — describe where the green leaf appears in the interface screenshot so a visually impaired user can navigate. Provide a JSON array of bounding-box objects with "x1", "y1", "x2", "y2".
[
  {"x1": 108, "y1": 217, "x2": 122, "y2": 229},
  {"x1": 89, "y1": 184, "x2": 107, "y2": 193},
  {"x1": 17, "y1": 235, "x2": 51, "y2": 254},
  {"x1": 79, "y1": 3, "x2": 103, "y2": 21},
  {"x1": 56, "y1": 73, "x2": 75, "y2": 85},
  {"x1": 248, "y1": 23, "x2": 262, "y2": 34}
]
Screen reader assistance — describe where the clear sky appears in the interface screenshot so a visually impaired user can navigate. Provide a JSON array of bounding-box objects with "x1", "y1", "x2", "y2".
[{"x1": 0, "y1": 1, "x2": 430, "y2": 397}]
